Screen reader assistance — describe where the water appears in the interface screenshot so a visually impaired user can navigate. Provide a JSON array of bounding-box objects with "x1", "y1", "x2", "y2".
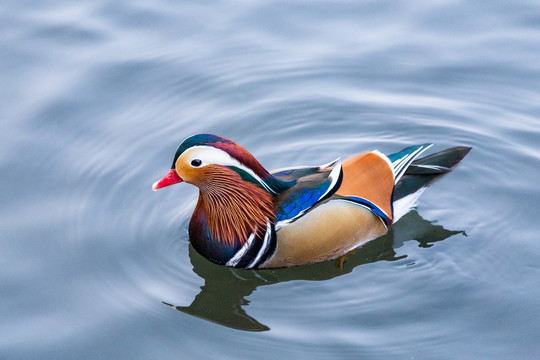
[{"x1": 2, "y1": 0, "x2": 540, "y2": 359}]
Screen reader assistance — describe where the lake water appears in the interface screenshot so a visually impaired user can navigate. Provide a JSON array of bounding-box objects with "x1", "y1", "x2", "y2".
[{"x1": 2, "y1": 0, "x2": 540, "y2": 359}]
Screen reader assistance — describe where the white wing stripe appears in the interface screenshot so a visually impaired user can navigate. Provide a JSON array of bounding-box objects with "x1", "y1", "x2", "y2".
[{"x1": 392, "y1": 145, "x2": 432, "y2": 184}]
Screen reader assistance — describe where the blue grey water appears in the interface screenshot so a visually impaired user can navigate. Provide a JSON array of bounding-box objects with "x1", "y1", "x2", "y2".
[{"x1": 2, "y1": 0, "x2": 540, "y2": 359}]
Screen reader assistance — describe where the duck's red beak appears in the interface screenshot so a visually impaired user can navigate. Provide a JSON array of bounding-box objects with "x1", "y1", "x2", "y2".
[{"x1": 152, "y1": 169, "x2": 183, "y2": 191}]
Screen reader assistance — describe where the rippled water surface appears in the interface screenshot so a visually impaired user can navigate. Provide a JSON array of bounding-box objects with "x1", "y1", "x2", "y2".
[{"x1": 2, "y1": 1, "x2": 540, "y2": 359}]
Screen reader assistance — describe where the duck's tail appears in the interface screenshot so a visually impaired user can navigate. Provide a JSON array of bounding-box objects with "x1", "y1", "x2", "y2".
[{"x1": 392, "y1": 146, "x2": 472, "y2": 222}]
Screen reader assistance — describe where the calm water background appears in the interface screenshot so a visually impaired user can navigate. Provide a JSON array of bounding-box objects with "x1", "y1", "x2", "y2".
[{"x1": 2, "y1": 0, "x2": 540, "y2": 359}]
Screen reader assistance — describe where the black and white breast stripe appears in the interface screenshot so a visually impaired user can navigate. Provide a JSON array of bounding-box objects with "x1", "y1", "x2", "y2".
[{"x1": 225, "y1": 221, "x2": 276, "y2": 269}]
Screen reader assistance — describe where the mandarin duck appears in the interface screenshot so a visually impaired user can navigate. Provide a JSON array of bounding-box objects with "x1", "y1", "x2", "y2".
[{"x1": 153, "y1": 134, "x2": 470, "y2": 269}]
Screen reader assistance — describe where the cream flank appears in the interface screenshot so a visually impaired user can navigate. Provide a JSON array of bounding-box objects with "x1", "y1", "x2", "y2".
[{"x1": 261, "y1": 201, "x2": 387, "y2": 268}]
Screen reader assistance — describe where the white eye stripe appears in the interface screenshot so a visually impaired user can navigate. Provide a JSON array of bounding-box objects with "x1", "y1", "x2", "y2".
[
  {"x1": 180, "y1": 146, "x2": 243, "y2": 168},
  {"x1": 178, "y1": 146, "x2": 276, "y2": 193}
]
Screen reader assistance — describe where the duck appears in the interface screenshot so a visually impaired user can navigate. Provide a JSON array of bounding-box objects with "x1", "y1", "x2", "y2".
[{"x1": 152, "y1": 134, "x2": 471, "y2": 269}]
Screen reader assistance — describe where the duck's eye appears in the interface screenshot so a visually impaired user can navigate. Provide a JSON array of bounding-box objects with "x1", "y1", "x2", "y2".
[{"x1": 191, "y1": 159, "x2": 202, "y2": 167}]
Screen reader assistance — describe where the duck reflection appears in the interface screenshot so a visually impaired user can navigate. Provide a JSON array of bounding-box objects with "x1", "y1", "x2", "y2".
[{"x1": 163, "y1": 210, "x2": 464, "y2": 331}]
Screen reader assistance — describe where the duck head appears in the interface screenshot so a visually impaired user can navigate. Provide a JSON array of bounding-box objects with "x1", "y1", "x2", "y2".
[
  {"x1": 153, "y1": 134, "x2": 283, "y2": 192},
  {"x1": 152, "y1": 134, "x2": 294, "y2": 263}
]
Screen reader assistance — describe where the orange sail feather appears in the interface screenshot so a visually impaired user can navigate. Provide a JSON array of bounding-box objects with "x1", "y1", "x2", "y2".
[{"x1": 335, "y1": 152, "x2": 394, "y2": 220}]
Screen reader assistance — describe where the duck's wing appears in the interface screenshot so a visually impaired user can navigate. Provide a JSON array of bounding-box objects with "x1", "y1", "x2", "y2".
[
  {"x1": 272, "y1": 160, "x2": 343, "y2": 230},
  {"x1": 272, "y1": 145, "x2": 433, "y2": 229}
]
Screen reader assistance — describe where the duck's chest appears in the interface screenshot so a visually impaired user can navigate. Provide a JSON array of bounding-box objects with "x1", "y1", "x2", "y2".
[{"x1": 259, "y1": 200, "x2": 388, "y2": 268}]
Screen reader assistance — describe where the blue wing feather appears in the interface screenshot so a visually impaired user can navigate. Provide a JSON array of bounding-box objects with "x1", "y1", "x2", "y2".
[
  {"x1": 276, "y1": 187, "x2": 322, "y2": 221},
  {"x1": 274, "y1": 162, "x2": 343, "y2": 227}
]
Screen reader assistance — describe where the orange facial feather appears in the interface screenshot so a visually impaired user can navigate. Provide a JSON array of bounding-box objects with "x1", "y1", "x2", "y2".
[{"x1": 196, "y1": 165, "x2": 275, "y2": 247}]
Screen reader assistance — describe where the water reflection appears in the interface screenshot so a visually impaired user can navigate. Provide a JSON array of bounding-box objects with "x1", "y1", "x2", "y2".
[{"x1": 164, "y1": 210, "x2": 464, "y2": 331}]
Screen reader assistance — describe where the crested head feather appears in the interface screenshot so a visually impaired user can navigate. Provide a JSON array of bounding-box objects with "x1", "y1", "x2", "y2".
[{"x1": 195, "y1": 165, "x2": 275, "y2": 247}]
